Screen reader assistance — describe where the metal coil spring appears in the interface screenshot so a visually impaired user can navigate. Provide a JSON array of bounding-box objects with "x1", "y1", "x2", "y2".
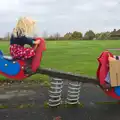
[
  {"x1": 66, "y1": 82, "x2": 81, "y2": 105},
  {"x1": 48, "y1": 77, "x2": 63, "y2": 107}
]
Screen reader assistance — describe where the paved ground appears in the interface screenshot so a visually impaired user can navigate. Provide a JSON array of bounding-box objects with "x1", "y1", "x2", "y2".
[{"x1": 0, "y1": 82, "x2": 120, "y2": 120}]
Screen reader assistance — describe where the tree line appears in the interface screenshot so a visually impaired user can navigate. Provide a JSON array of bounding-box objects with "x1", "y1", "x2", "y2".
[
  {"x1": 45, "y1": 29, "x2": 120, "y2": 40},
  {"x1": 2, "y1": 29, "x2": 120, "y2": 41}
]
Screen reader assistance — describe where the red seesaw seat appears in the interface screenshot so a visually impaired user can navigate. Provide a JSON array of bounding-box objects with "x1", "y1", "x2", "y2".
[{"x1": 97, "y1": 51, "x2": 120, "y2": 100}]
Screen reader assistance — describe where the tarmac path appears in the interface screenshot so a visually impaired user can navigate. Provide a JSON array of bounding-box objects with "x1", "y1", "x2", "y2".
[{"x1": 0, "y1": 82, "x2": 119, "y2": 120}]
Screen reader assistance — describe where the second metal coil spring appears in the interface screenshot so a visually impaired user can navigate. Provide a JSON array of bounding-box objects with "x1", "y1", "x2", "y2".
[{"x1": 66, "y1": 82, "x2": 81, "y2": 105}]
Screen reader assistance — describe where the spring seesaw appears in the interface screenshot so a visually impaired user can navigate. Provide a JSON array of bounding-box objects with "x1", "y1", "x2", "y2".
[{"x1": 0, "y1": 38, "x2": 120, "y2": 101}]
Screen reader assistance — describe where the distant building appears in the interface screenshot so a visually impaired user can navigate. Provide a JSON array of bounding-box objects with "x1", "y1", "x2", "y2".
[{"x1": 110, "y1": 29, "x2": 120, "y2": 37}]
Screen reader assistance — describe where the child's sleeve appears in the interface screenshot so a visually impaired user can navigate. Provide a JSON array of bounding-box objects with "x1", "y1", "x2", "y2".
[{"x1": 23, "y1": 36, "x2": 35, "y2": 46}]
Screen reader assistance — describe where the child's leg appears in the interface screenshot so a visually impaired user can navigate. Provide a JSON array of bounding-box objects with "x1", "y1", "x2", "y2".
[
  {"x1": 10, "y1": 44, "x2": 35, "y2": 60},
  {"x1": 23, "y1": 48, "x2": 35, "y2": 75},
  {"x1": 25, "y1": 57, "x2": 33, "y2": 66},
  {"x1": 10, "y1": 45, "x2": 35, "y2": 75},
  {"x1": 23, "y1": 47, "x2": 35, "y2": 60}
]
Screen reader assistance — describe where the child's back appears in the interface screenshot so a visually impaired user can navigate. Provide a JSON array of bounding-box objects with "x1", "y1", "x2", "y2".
[{"x1": 9, "y1": 17, "x2": 40, "y2": 61}]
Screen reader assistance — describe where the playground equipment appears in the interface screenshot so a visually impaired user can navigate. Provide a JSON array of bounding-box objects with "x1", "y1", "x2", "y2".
[
  {"x1": 0, "y1": 38, "x2": 120, "y2": 106},
  {"x1": 37, "y1": 50, "x2": 120, "y2": 102},
  {"x1": 48, "y1": 77, "x2": 63, "y2": 107},
  {"x1": 97, "y1": 50, "x2": 120, "y2": 100},
  {"x1": 0, "y1": 37, "x2": 46, "y2": 80}
]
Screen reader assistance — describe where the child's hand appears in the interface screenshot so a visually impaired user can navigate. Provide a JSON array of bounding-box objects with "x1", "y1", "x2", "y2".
[
  {"x1": 34, "y1": 40, "x2": 40, "y2": 44},
  {"x1": 33, "y1": 40, "x2": 40, "y2": 50},
  {"x1": 108, "y1": 56, "x2": 116, "y2": 61}
]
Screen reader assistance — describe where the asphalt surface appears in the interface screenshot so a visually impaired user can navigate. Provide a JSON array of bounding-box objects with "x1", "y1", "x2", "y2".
[{"x1": 0, "y1": 81, "x2": 120, "y2": 120}]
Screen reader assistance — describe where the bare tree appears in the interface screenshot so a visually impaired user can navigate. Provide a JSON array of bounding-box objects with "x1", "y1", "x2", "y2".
[
  {"x1": 54, "y1": 32, "x2": 60, "y2": 40},
  {"x1": 42, "y1": 31, "x2": 48, "y2": 39},
  {"x1": 4, "y1": 32, "x2": 10, "y2": 40}
]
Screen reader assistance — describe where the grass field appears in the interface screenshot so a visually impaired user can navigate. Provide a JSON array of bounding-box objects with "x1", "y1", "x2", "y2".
[{"x1": 0, "y1": 40, "x2": 120, "y2": 82}]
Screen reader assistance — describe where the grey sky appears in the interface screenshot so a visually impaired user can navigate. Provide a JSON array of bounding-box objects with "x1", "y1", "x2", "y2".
[{"x1": 0, "y1": 0, "x2": 120, "y2": 37}]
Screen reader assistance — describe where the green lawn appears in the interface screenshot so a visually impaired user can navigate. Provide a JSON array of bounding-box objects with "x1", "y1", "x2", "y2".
[{"x1": 0, "y1": 40, "x2": 120, "y2": 82}]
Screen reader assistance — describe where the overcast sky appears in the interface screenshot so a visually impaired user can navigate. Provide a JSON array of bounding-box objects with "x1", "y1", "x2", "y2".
[{"x1": 0, "y1": 0, "x2": 120, "y2": 37}]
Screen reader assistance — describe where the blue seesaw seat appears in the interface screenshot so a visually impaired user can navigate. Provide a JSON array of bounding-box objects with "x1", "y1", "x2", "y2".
[
  {"x1": 0, "y1": 50, "x2": 14, "y2": 60},
  {"x1": 0, "y1": 50, "x2": 21, "y2": 76}
]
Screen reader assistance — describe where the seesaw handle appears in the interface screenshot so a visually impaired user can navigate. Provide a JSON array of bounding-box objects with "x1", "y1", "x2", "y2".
[{"x1": 34, "y1": 44, "x2": 38, "y2": 50}]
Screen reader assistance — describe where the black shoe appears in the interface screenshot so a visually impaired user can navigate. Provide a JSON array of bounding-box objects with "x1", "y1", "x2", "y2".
[
  {"x1": 24, "y1": 57, "x2": 35, "y2": 75},
  {"x1": 24, "y1": 64, "x2": 33, "y2": 75}
]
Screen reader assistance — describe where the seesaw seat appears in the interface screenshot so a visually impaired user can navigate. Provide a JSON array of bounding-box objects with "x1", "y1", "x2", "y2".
[
  {"x1": 97, "y1": 51, "x2": 120, "y2": 100},
  {"x1": 0, "y1": 50, "x2": 14, "y2": 60},
  {"x1": 0, "y1": 37, "x2": 46, "y2": 80}
]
